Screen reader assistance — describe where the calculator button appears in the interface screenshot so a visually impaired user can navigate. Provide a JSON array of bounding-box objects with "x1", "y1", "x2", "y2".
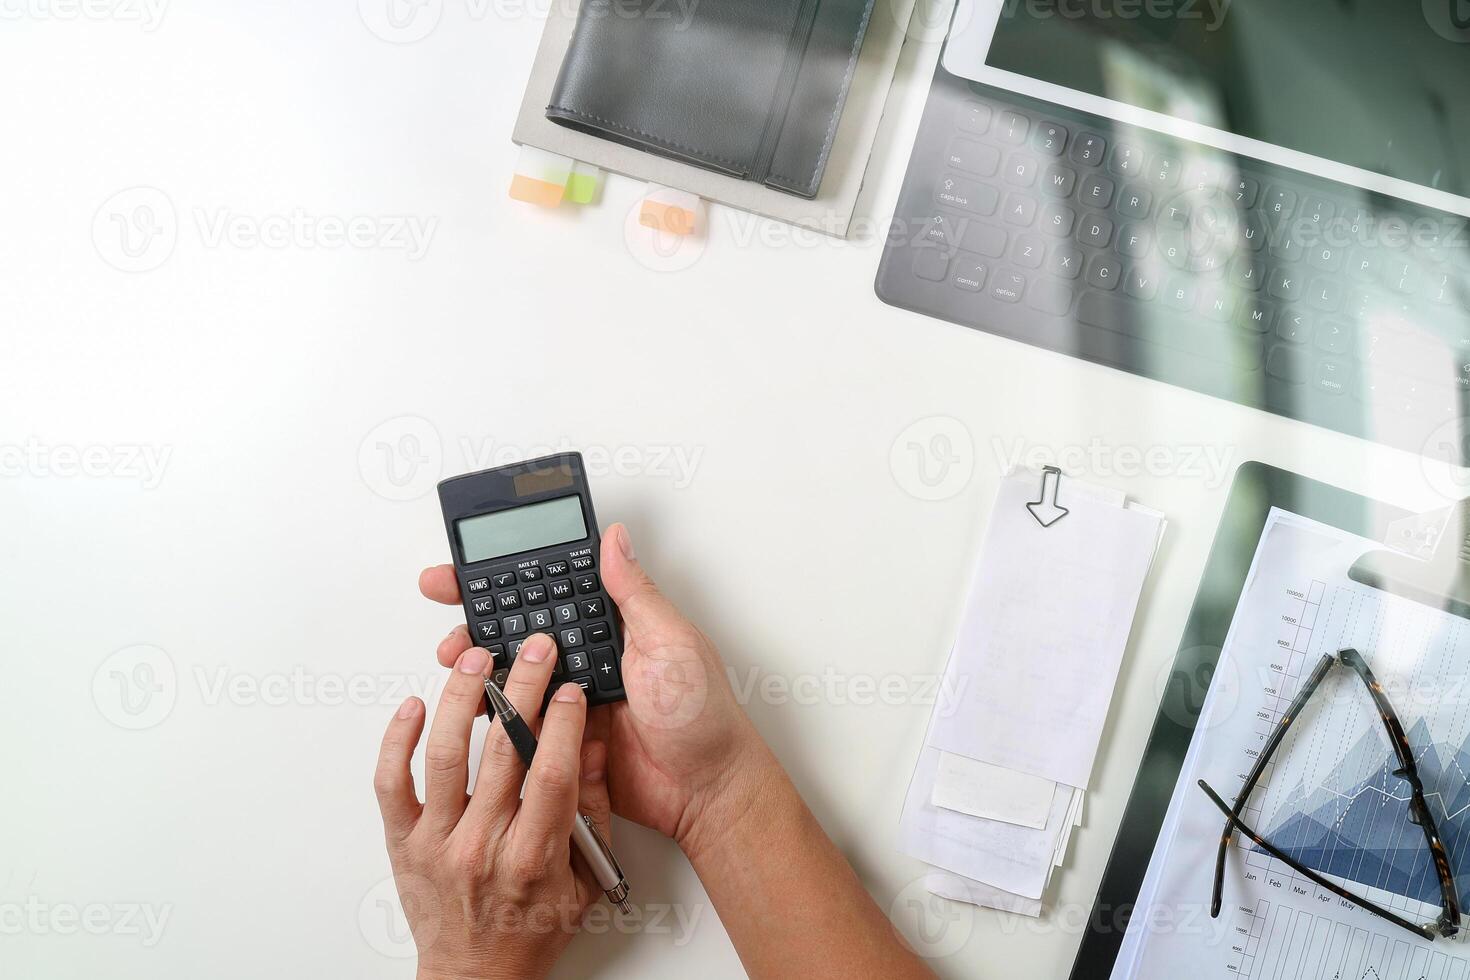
[
  {"x1": 471, "y1": 596, "x2": 496, "y2": 617},
  {"x1": 475, "y1": 620, "x2": 501, "y2": 641},
  {"x1": 507, "y1": 638, "x2": 527, "y2": 660},
  {"x1": 561, "y1": 627, "x2": 585, "y2": 648},
  {"x1": 528, "y1": 608, "x2": 554, "y2": 631},
  {"x1": 518, "y1": 567, "x2": 542, "y2": 582},
  {"x1": 570, "y1": 676, "x2": 594, "y2": 697},
  {"x1": 466, "y1": 578, "x2": 491, "y2": 594},
  {"x1": 497, "y1": 591, "x2": 522, "y2": 611},
  {"x1": 555, "y1": 603, "x2": 579, "y2": 624},
  {"x1": 544, "y1": 560, "x2": 570, "y2": 576},
  {"x1": 591, "y1": 647, "x2": 621, "y2": 692},
  {"x1": 587, "y1": 621, "x2": 611, "y2": 643},
  {"x1": 580, "y1": 597, "x2": 606, "y2": 618},
  {"x1": 565, "y1": 651, "x2": 591, "y2": 673},
  {"x1": 549, "y1": 579, "x2": 574, "y2": 601},
  {"x1": 492, "y1": 572, "x2": 517, "y2": 589},
  {"x1": 502, "y1": 614, "x2": 527, "y2": 636},
  {"x1": 570, "y1": 555, "x2": 596, "y2": 572},
  {"x1": 574, "y1": 573, "x2": 600, "y2": 594},
  {"x1": 489, "y1": 645, "x2": 507, "y2": 667},
  {"x1": 523, "y1": 584, "x2": 548, "y2": 604},
  {"x1": 492, "y1": 667, "x2": 509, "y2": 687}
]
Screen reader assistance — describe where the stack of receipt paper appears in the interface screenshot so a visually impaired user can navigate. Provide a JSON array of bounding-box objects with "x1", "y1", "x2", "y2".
[{"x1": 899, "y1": 467, "x2": 1165, "y2": 915}]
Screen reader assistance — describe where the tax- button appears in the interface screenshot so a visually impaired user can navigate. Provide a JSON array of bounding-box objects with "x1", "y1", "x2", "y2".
[{"x1": 544, "y1": 560, "x2": 570, "y2": 576}]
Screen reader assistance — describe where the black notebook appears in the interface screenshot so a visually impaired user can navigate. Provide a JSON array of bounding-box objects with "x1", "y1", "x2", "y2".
[{"x1": 546, "y1": 0, "x2": 874, "y2": 199}]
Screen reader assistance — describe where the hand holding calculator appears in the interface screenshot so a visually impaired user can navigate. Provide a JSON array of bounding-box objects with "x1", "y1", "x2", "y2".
[{"x1": 437, "y1": 453, "x2": 626, "y2": 705}]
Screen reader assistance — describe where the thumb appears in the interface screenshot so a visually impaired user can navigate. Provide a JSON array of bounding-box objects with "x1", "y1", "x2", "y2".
[{"x1": 600, "y1": 523, "x2": 689, "y2": 641}]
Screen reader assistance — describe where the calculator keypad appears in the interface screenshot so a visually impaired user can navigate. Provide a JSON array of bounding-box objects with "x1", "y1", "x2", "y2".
[{"x1": 460, "y1": 546, "x2": 624, "y2": 704}]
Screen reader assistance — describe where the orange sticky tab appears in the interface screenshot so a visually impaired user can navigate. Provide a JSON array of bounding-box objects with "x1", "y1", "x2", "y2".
[
  {"x1": 509, "y1": 173, "x2": 566, "y2": 208},
  {"x1": 639, "y1": 200, "x2": 695, "y2": 235}
]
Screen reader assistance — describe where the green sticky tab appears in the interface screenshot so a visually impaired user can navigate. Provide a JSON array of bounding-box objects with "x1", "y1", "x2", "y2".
[{"x1": 565, "y1": 163, "x2": 602, "y2": 205}]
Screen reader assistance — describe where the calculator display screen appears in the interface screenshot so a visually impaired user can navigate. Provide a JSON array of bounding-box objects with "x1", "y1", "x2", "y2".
[{"x1": 456, "y1": 496, "x2": 587, "y2": 563}]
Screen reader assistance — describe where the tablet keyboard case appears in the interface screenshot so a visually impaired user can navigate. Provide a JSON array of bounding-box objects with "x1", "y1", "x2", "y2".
[{"x1": 546, "y1": 0, "x2": 874, "y2": 198}]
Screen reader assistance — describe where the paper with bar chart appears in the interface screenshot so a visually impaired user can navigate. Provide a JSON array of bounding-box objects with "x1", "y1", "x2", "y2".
[{"x1": 1116, "y1": 510, "x2": 1470, "y2": 979}]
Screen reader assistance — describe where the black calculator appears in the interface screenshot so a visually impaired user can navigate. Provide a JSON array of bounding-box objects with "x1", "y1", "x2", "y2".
[{"x1": 436, "y1": 453, "x2": 626, "y2": 706}]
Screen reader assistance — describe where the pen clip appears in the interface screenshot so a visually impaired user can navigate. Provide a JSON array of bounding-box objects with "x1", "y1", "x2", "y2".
[{"x1": 582, "y1": 814, "x2": 625, "y2": 882}]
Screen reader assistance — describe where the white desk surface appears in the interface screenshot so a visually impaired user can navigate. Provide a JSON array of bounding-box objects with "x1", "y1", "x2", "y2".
[{"x1": 4, "y1": 5, "x2": 1462, "y2": 979}]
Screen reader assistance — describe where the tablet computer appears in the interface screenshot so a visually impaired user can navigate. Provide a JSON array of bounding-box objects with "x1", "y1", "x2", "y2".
[{"x1": 1069, "y1": 462, "x2": 1411, "y2": 978}]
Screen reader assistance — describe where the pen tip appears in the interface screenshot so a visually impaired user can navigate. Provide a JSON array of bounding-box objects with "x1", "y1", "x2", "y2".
[{"x1": 617, "y1": 900, "x2": 633, "y2": 915}]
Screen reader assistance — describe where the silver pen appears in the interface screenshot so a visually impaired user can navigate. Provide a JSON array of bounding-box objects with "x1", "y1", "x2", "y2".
[{"x1": 483, "y1": 678, "x2": 632, "y2": 914}]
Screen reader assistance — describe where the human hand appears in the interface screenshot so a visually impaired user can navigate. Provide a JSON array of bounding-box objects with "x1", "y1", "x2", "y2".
[
  {"x1": 373, "y1": 633, "x2": 612, "y2": 980},
  {"x1": 419, "y1": 523, "x2": 777, "y2": 861}
]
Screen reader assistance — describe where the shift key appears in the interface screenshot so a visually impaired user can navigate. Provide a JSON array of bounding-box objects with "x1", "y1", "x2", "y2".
[{"x1": 935, "y1": 173, "x2": 999, "y2": 215}]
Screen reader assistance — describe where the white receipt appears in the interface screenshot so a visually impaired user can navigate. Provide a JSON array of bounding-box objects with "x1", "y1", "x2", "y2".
[
  {"x1": 927, "y1": 471, "x2": 1163, "y2": 790},
  {"x1": 932, "y1": 752, "x2": 1054, "y2": 829}
]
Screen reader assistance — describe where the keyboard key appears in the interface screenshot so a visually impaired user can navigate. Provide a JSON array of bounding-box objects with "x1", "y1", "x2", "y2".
[
  {"x1": 1199, "y1": 284, "x2": 1235, "y2": 321},
  {"x1": 579, "y1": 597, "x2": 605, "y2": 618},
  {"x1": 1241, "y1": 211, "x2": 1266, "y2": 251},
  {"x1": 466, "y1": 577, "x2": 491, "y2": 594},
  {"x1": 1070, "y1": 133, "x2": 1106, "y2": 167},
  {"x1": 1307, "y1": 276, "x2": 1343, "y2": 312},
  {"x1": 523, "y1": 583, "x2": 547, "y2": 604},
  {"x1": 958, "y1": 102, "x2": 992, "y2": 135},
  {"x1": 1118, "y1": 224, "x2": 1152, "y2": 258},
  {"x1": 1265, "y1": 344, "x2": 1311, "y2": 384},
  {"x1": 995, "y1": 110, "x2": 1030, "y2": 144},
  {"x1": 1041, "y1": 165, "x2": 1076, "y2": 198},
  {"x1": 1262, "y1": 187, "x2": 1297, "y2": 219},
  {"x1": 1229, "y1": 255, "x2": 1264, "y2": 291},
  {"x1": 1003, "y1": 192, "x2": 1037, "y2": 226},
  {"x1": 951, "y1": 254, "x2": 987, "y2": 292},
  {"x1": 1148, "y1": 155, "x2": 1180, "y2": 187},
  {"x1": 1315, "y1": 320, "x2": 1353, "y2": 355},
  {"x1": 518, "y1": 566, "x2": 542, "y2": 582},
  {"x1": 1040, "y1": 202, "x2": 1076, "y2": 237},
  {"x1": 1347, "y1": 247, "x2": 1377, "y2": 280},
  {"x1": 475, "y1": 620, "x2": 501, "y2": 642},
  {"x1": 1032, "y1": 121, "x2": 1068, "y2": 156},
  {"x1": 1123, "y1": 266, "x2": 1158, "y2": 300},
  {"x1": 1236, "y1": 297, "x2": 1274, "y2": 333},
  {"x1": 913, "y1": 248, "x2": 949, "y2": 282},
  {"x1": 565, "y1": 651, "x2": 591, "y2": 673},
  {"x1": 1316, "y1": 357, "x2": 1350, "y2": 396},
  {"x1": 586, "y1": 621, "x2": 611, "y2": 643},
  {"x1": 943, "y1": 137, "x2": 1001, "y2": 177},
  {"x1": 989, "y1": 269, "x2": 1026, "y2": 303},
  {"x1": 1076, "y1": 292, "x2": 1264, "y2": 368},
  {"x1": 1045, "y1": 243, "x2": 1084, "y2": 279},
  {"x1": 1109, "y1": 143, "x2": 1144, "y2": 178},
  {"x1": 1115, "y1": 184, "x2": 1152, "y2": 219},
  {"x1": 1027, "y1": 280, "x2": 1074, "y2": 315},
  {"x1": 472, "y1": 596, "x2": 497, "y2": 618},
  {"x1": 1004, "y1": 153, "x2": 1038, "y2": 187},
  {"x1": 935, "y1": 174, "x2": 999, "y2": 214},
  {"x1": 574, "y1": 573, "x2": 600, "y2": 594},
  {"x1": 1085, "y1": 254, "x2": 1121, "y2": 290},
  {"x1": 502, "y1": 613, "x2": 526, "y2": 636},
  {"x1": 570, "y1": 555, "x2": 595, "y2": 571},
  {"x1": 1078, "y1": 174, "x2": 1115, "y2": 208},
  {"x1": 1268, "y1": 233, "x2": 1304, "y2": 262},
  {"x1": 1231, "y1": 177, "x2": 1259, "y2": 209},
  {"x1": 549, "y1": 579, "x2": 574, "y2": 600},
  {"x1": 1299, "y1": 195, "x2": 1336, "y2": 230},
  {"x1": 528, "y1": 607, "x2": 554, "y2": 630},
  {"x1": 1276, "y1": 310, "x2": 1311, "y2": 343},
  {"x1": 1077, "y1": 213, "x2": 1114, "y2": 248},
  {"x1": 544, "y1": 560, "x2": 570, "y2": 576},
  {"x1": 1306, "y1": 242, "x2": 1344, "y2": 273},
  {"x1": 492, "y1": 572, "x2": 517, "y2": 589},
  {"x1": 1011, "y1": 233, "x2": 1045, "y2": 268},
  {"x1": 1267, "y1": 267, "x2": 1304, "y2": 301},
  {"x1": 497, "y1": 591, "x2": 522, "y2": 611},
  {"x1": 554, "y1": 603, "x2": 579, "y2": 624},
  {"x1": 1162, "y1": 274, "x2": 1196, "y2": 311},
  {"x1": 560, "y1": 627, "x2": 584, "y2": 649}
]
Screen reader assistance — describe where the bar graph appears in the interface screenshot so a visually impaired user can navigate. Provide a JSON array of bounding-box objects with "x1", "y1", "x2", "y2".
[{"x1": 1229, "y1": 900, "x2": 1467, "y2": 980}]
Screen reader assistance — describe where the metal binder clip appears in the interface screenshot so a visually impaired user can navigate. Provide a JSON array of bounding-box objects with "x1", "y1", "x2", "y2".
[
  {"x1": 1350, "y1": 497, "x2": 1470, "y2": 620},
  {"x1": 1026, "y1": 465, "x2": 1070, "y2": 528}
]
